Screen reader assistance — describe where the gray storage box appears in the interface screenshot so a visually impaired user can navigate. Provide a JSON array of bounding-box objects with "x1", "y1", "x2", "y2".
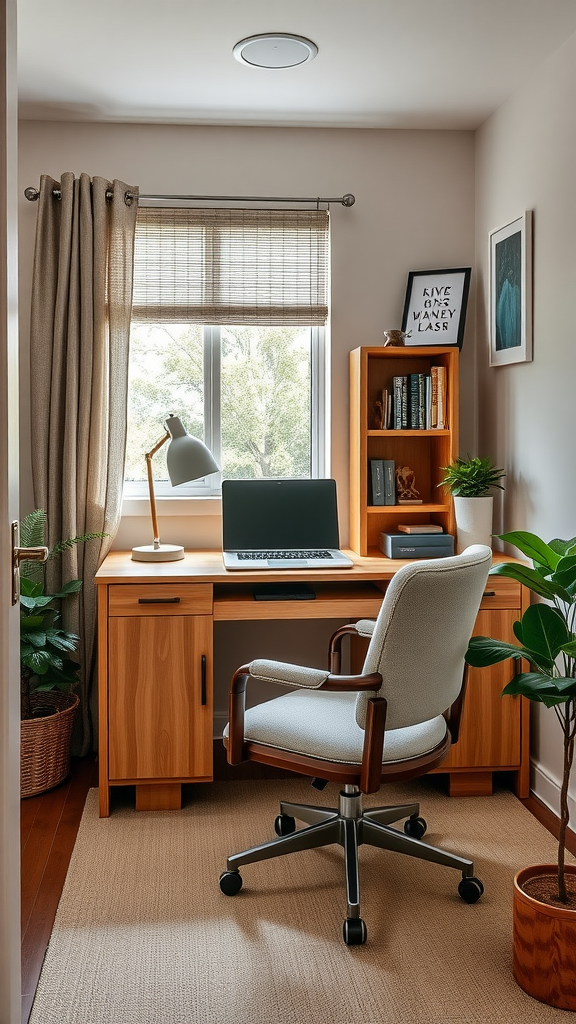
[{"x1": 379, "y1": 532, "x2": 455, "y2": 559}]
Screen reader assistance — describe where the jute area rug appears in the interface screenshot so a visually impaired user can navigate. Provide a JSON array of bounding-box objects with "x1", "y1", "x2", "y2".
[{"x1": 30, "y1": 778, "x2": 574, "y2": 1024}]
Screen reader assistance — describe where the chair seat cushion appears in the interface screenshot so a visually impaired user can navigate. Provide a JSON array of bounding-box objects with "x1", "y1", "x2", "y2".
[{"x1": 224, "y1": 689, "x2": 447, "y2": 765}]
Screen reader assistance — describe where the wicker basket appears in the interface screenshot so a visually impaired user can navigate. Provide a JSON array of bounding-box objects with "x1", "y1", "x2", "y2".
[{"x1": 20, "y1": 692, "x2": 79, "y2": 798}]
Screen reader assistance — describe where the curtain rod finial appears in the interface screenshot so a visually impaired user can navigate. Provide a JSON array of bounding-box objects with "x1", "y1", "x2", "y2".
[
  {"x1": 341, "y1": 194, "x2": 355, "y2": 207},
  {"x1": 24, "y1": 187, "x2": 40, "y2": 202}
]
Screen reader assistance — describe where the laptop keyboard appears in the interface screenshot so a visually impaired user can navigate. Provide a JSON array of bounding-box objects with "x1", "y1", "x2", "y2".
[{"x1": 237, "y1": 550, "x2": 333, "y2": 561}]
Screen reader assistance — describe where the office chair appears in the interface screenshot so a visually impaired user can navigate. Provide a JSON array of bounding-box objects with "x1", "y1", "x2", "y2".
[{"x1": 219, "y1": 544, "x2": 492, "y2": 945}]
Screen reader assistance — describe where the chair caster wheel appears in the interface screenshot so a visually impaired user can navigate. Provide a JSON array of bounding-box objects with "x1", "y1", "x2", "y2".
[
  {"x1": 219, "y1": 870, "x2": 243, "y2": 896},
  {"x1": 458, "y1": 876, "x2": 484, "y2": 904},
  {"x1": 343, "y1": 917, "x2": 367, "y2": 945},
  {"x1": 275, "y1": 813, "x2": 296, "y2": 836},
  {"x1": 403, "y1": 815, "x2": 427, "y2": 839}
]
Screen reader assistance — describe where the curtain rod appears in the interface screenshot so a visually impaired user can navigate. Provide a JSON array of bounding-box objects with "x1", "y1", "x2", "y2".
[{"x1": 24, "y1": 186, "x2": 355, "y2": 208}]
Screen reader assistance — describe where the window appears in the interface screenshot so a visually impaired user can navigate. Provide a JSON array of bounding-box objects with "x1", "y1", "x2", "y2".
[{"x1": 124, "y1": 208, "x2": 329, "y2": 496}]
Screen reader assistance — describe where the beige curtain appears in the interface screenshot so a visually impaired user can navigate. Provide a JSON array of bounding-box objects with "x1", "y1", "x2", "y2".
[{"x1": 29, "y1": 172, "x2": 138, "y2": 754}]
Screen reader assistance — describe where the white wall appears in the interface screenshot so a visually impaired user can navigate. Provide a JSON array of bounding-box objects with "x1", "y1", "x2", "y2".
[
  {"x1": 475, "y1": 31, "x2": 576, "y2": 824},
  {"x1": 18, "y1": 121, "x2": 476, "y2": 728},
  {"x1": 18, "y1": 120, "x2": 476, "y2": 540}
]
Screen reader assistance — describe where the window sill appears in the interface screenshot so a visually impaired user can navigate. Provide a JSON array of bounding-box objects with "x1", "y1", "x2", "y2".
[{"x1": 122, "y1": 495, "x2": 222, "y2": 517}]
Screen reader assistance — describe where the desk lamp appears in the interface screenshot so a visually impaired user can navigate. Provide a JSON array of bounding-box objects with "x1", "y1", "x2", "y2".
[{"x1": 131, "y1": 415, "x2": 219, "y2": 562}]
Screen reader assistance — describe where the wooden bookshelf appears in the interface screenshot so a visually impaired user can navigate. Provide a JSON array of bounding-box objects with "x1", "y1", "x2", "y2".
[{"x1": 349, "y1": 346, "x2": 458, "y2": 556}]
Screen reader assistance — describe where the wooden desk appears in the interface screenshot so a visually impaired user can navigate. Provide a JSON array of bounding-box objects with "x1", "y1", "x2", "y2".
[{"x1": 95, "y1": 550, "x2": 529, "y2": 816}]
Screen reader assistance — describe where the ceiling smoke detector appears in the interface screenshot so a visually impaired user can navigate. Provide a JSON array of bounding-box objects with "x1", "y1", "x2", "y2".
[{"x1": 233, "y1": 33, "x2": 318, "y2": 69}]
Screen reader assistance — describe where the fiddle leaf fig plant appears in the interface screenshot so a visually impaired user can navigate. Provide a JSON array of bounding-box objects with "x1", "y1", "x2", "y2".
[
  {"x1": 439, "y1": 455, "x2": 506, "y2": 497},
  {"x1": 465, "y1": 531, "x2": 576, "y2": 904}
]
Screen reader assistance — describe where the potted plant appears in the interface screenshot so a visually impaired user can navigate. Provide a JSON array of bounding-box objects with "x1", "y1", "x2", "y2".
[
  {"x1": 465, "y1": 530, "x2": 576, "y2": 1010},
  {"x1": 439, "y1": 455, "x2": 505, "y2": 552},
  {"x1": 19, "y1": 509, "x2": 105, "y2": 798}
]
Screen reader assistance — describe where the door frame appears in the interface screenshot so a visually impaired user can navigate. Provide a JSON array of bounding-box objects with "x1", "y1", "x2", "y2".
[{"x1": 0, "y1": 0, "x2": 21, "y2": 1019}]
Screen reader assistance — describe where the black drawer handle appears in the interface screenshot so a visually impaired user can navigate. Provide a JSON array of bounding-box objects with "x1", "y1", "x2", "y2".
[
  {"x1": 482, "y1": 590, "x2": 496, "y2": 598},
  {"x1": 201, "y1": 655, "x2": 207, "y2": 706},
  {"x1": 138, "y1": 597, "x2": 181, "y2": 604}
]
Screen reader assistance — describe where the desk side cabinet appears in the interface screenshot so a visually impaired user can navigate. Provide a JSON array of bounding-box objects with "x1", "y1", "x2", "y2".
[{"x1": 98, "y1": 582, "x2": 213, "y2": 817}]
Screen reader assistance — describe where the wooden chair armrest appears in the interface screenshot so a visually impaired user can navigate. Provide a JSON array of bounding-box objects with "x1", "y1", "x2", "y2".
[
  {"x1": 329, "y1": 622, "x2": 375, "y2": 673},
  {"x1": 360, "y1": 697, "x2": 387, "y2": 794},
  {"x1": 444, "y1": 662, "x2": 469, "y2": 744},
  {"x1": 319, "y1": 672, "x2": 382, "y2": 692},
  {"x1": 227, "y1": 665, "x2": 251, "y2": 764}
]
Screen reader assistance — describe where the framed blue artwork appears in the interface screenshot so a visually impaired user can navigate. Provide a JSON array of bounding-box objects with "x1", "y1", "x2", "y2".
[{"x1": 489, "y1": 211, "x2": 533, "y2": 366}]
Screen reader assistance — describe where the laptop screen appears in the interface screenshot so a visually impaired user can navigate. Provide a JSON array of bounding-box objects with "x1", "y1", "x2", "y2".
[{"x1": 222, "y1": 479, "x2": 341, "y2": 551}]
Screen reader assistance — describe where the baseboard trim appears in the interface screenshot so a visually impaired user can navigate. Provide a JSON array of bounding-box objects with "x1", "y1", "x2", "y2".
[
  {"x1": 520, "y1": 791, "x2": 576, "y2": 857},
  {"x1": 531, "y1": 761, "x2": 576, "y2": 826}
]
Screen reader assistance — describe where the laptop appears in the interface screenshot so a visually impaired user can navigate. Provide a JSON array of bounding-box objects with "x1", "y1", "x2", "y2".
[{"x1": 222, "y1": 478, "x2": 354, "y2": 570}]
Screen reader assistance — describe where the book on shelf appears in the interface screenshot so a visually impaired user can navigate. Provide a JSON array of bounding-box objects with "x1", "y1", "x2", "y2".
[
  {"x1": 418, "y1": 374, "x2": 427, "y2": 429},
  {"x1": 392, "y1": 376, "x2": 403, "y2": 429},
  {"x1": 430, "y1": 367, "x2": 438, "y2": 427},
  {"x1": 409, "y1": 373, "x2": 420, "y2": 429},
  {"x1": 398, "y1": 523, "x2": 444, "y2": 534},
  {"x1": 383, "y1": 460, "x2": 396, "y2": 505},
  {"x1": 436, "y1": 365, "x2": 447, "y2": 429},
  {"x1": 369, "y1": 459, "x2": 385, "y2": 505},
  {"x1": 400, "y1": 376, "x2": 408, "y2": 428}
]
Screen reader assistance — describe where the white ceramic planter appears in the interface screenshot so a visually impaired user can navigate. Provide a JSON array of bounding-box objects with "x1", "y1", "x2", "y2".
[{"x1": 453, "y1": 495, "x2": 493, "y2": 553}]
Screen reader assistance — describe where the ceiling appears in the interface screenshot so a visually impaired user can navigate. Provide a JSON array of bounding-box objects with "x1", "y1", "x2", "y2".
[{"x1": 17, "y1": 0, "x2": 576, "y2": 130}]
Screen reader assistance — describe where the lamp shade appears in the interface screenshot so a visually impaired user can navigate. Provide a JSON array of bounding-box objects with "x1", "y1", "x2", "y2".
[{"x1": 165, "y1": 415, "x2": 219, "y2": 486}]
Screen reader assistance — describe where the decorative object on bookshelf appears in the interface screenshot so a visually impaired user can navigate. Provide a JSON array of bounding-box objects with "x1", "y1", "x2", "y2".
[
  {"x1": 489, "y1": 211, "x2": 533, "y2": 366},
  {"x1": 439, "y1": 456, "x2": 505, "y2": 553},
  {"x1": 395, "y1": 465, "x2": 422, "y2": 504},
  {"x1": 401, "y1": 268, "x2": 471, "y2": 349},
  {"x1": 465, "y1": 531, "x2": 576, "y2": 1009},
  {"x1": 382, "y1": 329, "x2": 410, "y2": 347}
]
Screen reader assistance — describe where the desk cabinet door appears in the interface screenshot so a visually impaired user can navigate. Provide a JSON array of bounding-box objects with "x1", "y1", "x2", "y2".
[
  {"x1": 108, "y1": 614, "x2": 213, "y2": 781},
  {"x1": 441, "y1": 607, "x2": 521, "y2": 769}
]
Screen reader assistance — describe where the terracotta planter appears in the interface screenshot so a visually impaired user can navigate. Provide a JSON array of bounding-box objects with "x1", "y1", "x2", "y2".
[
  {"x1": 453, "y1": 495, "x2": 493, "y2": 553},
  {"x1": 513, "y1": 863, "x2": 576, "y2": 1010}
]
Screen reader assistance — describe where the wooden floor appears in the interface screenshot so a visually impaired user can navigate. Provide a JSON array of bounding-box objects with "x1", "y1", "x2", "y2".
[{"x1": 20, "y1": 757, "x2": 576, "y2": 1024}]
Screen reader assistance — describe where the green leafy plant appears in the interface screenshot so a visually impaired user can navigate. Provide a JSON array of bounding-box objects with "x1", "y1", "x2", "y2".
[
  {"x1": 19, "y1": 510, "x2": 106, "y2": 720},
  {"x1": 439, "y1": 455, "x2": 506, "y2": 497},
  {"x1": 465, "y1": 531, "x2": 576, "y2": 903}
]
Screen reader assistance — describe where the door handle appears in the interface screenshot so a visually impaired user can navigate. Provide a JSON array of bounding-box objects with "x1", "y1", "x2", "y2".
[
  {"x1": 11, "y1": 520, "x2": 49, "y2": 605},
  {"x1": 201, "y1": 654, "x2": 207, "y2": 706}
]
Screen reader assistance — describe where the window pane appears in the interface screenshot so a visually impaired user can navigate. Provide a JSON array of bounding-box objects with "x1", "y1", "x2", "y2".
[
  {"x1": 221, "y1": 325, "x2": 311, "y2": 479},
  {"x1": 125, "y1": 323, "x2": 204, "y2": 483}
]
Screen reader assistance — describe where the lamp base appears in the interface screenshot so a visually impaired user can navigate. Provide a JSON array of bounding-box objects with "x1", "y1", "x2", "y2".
[{"x1": 131, "y1": 544, "x2": 185, "y2": 562}]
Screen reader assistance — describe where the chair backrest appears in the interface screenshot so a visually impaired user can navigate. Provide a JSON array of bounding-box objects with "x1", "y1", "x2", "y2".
[{"x1": 356, "y1": 545, "x2": 492, "y2": 731}]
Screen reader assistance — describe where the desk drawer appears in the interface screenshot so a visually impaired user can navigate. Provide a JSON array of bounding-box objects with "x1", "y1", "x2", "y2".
[
  {"x1": 108, "y1": 583, "x2": 212, "y2": 616},
  {"x1": 480, "y1": 576, "x2": 521, "y2": 610}
]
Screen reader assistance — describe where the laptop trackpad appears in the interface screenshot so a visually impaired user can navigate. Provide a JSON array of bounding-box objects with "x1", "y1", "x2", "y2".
[{"x1": 267, "y1": 559, "x2": 309, "y2": 567}]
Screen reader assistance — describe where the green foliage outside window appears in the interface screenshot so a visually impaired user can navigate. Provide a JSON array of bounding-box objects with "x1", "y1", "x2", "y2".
[{"x1": 125, "y1": 323, "x2": 312, "y2": 482}]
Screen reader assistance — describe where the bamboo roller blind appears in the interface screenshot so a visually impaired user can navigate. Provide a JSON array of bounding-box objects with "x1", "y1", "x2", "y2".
[{"x1": 131, "y1": 207, "x2": 329, "y2": 325}]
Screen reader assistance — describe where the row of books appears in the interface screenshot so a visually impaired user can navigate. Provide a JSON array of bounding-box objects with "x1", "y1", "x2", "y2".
[{"x1": 377, "y1": 366, "x2": 447, "y2": 430}]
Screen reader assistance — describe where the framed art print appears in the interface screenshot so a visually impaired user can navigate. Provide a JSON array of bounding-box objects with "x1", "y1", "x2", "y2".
[
  {"x1": 401, "y1": 267, "x2": 471, "y2": 348},
  {"x1": 489, "y1": 211, "x2": 532, "y2": 366}
]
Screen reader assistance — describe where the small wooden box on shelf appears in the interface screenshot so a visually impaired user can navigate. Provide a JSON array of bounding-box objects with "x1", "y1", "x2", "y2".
[{"x1": 349, "y1": 346, "x2": 458, "y2": 556}]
